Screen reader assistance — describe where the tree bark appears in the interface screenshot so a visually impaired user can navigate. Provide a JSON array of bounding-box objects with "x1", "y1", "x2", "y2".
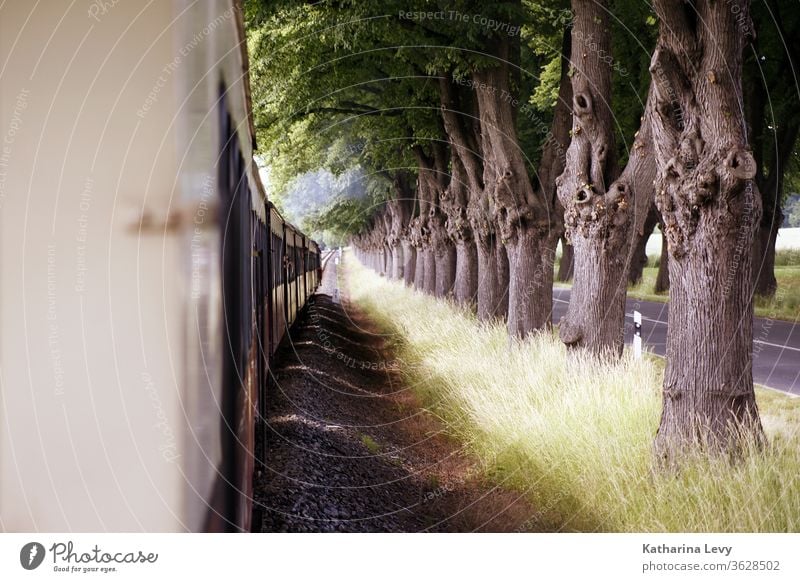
[
  {"x1": 650, "y1": 0, "x2": 764, "y2": 461},
  {"x1": 387, "y1": 172, "x2": 417, "y2": 283},
  {"x1": 429, "y1": 143, "x2": 456, "y2": 298},
  {"x1": 423, "y1": 247, "x2": 437, "y2": 294},
  {"x1": 752, "y1": 216, "x2": 780, "y2": 296},
  {"x1": 383, "y1": 246, "x2": 391, "y2": 277},
  {"x1": 454, "y1": 241, "x2": 478, "y2": 306},
  {"x1": 556, "y1": 237, "x2": 574, "y2": 282},
  {"x1": 401, "y1": 240, "x2": 416, "y2": 285},
  {"x1": 439, "y1": 75, "x2": 484, "y2": 308},
  {"x1": 476, "y1": 235, "x2": 504, "y2": 320},
  {"x1": 557, "y1": 0, "x2": 657, "y2": 355},
  {"x1": 413, "y1": 145, "x2": 451, "y2": 296},
  {"x1": 750, "y1": 121, "x2": 798, "y2": 296},
  {"x1": 629, "y1": 204, "x2": 660, "y2": 285},
  {"x1": 744, "y1": 10, "x2": 800, "y2": 298},
  {"x1": 409, "y1": 212, "x2": 426, "y2": 290},
  {"x1": 654, "y1": 225, "x2": 670, "y2": 293},
  {"x1": 443, "y1": 151, "x2": 477, "y2": 305},
  {"x1": 472, "y1": 25, "x2": 570, "y2": 336}
]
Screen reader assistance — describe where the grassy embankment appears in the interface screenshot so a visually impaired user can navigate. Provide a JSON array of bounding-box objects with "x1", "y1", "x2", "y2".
[
  {"x1": 342, "y1": 254, "x2": 800, "y2": 532},
  {"x1": 555, "y1": 249, "x2": 800, "y2": 321}
]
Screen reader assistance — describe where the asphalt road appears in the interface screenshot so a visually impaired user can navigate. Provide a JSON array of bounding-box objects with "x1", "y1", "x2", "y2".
[{"x1": 552, "y1": 288, "x2": 800, "y2": 397}]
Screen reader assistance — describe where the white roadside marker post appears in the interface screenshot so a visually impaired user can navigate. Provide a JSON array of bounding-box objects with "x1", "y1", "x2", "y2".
[
  {"x1": 333, "y1": 250, "x2": 341, "y2": 304},
  {"x1": 633, "y1": 310, "x2": 642, "y2": 359}
]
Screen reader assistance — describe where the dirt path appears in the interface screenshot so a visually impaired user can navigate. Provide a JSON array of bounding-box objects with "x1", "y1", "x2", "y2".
[{"x1": 253, "y1": 258, "x2": 536, "y2": 532}]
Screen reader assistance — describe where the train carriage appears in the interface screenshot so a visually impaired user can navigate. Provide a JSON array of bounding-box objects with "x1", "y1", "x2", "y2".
[{"x1": 0, "y1": 0, "x2": 320, "y2": 532}]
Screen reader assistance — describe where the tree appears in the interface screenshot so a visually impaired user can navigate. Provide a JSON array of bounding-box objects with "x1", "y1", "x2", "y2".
[
  {"x1": 465, "y1": 0, "x2": 575, "y2": 336},
  {"x1": 746, "y1": 0, "x2": 800, "y2": 297},
  {"x1": 386, "y1": 172, "x2": 417, "y2": 282},
  {"x1": 649, "y1": 0, "x2": 764, "y2": 461},
  {"x1": 438, "y1": 71, "x2": 508, "y2": 317},
  {"x1": 556, "y1": 0, "x2": 657, "y2": 355},
  {"x1": 628, "y1": 204, "x2": 660, "y2": 285},
  {"x1": 786, "y1": 194, "x2": 800, "y2": 227},
  {"x1": 245, "y1": 0, "x2": 452, "y2": 289},
  {"x1": 556, "y1": 237, "x2": 574, "y2": 281}
]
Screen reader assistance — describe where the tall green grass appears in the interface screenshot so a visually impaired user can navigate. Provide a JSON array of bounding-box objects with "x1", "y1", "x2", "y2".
[{"x1": 343, "y1": 255, "x2": 800, "y2": 532}]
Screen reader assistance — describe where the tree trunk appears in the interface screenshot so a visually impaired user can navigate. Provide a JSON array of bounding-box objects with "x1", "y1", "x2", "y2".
[
  {"x1": 391, "y1": 244, "x2": 403, "y2": 280},
  {"x1": 383, "y1": 246, "x2": 392, "y2": 277},
  {"x1": 409, "y1": 213, "x2": 425, "y2": 290},
  {"x1": 435, "y1": 244, "x2": 456, "y2": 298},
  {"x1": 401, "y1": 240, "x2": 416, "y2": 286},
  {"x1": 422, "y1": 248, "x2": 436, "y2": 294},
  {"x1": 654, "y1": 227, "x2": 670, "y2": 293},
  {"x1": 387, "y1": 172, "x2": 417, "y2": 286},
  {"x1": 412, "y1": 145, "x2": 450, "y2": 297},
  {"x1": 650, "y1": 0, "x2": 764, "y2": 461},
  {"x1": 454, "y1": 241, "x2": 478, "y2": 306},
  {"x1": 438, "y1": 75, "x2": 483, "y2": 309},
  {"x1": 441, "y1": 151, "x2": 476, "y2": 304},
  {"x1": 472, "y1": 26, "x2": 568, "y2": 336},
  {"x1": 752, "y1": 216, "x2": 780, "y2": 296},
  {"x1": 557, "y1": 0, "x2": 657, "y2": 355},
  {"x1": 556, "y1": 237, "x2": 574, "y2": 282},
  {"x1": 431, "y1": 191, "x2": 456, "y2": 298},
  {"x1": 744, "y1": 28, "x2": 799, "y2": 299},
  {"x1": 413, "y1": 242, "x2": 425, "y2": 289},
  {"x1": 506, "y1": 231, "x2": 556, "y2": 335},
  {"x1": 476, "y1": 235, "x2": 504, "y2": 321},
  {"x1": 495, "y1": 237, "x2": 510, "y2": 320},
  {"x1": 629, "y1": 204, "x2": 660, "y2": 285}
]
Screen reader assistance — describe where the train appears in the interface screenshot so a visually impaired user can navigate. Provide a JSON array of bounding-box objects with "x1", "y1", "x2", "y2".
[{"x1": 0, "y1": 0, "x2": 321, "y2": 532}]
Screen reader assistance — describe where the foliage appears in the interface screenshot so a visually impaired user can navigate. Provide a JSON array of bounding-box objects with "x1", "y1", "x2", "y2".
[{"x1": 244, "y1": 0, "x2": 609, "y2": 237}]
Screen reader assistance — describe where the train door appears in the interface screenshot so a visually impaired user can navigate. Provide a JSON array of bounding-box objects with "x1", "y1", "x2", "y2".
[
  {"x1": 253, "y1": 215, "x2": 267, "y2": 466},
  {"x1": 270, "y1": 209, "x2": 285, "y2": 351},
  {"x1": 293, "y1": 234, "x2": 300, "y2": 319},
  {"x1": 302, "y1": 238, "x2": 308, "y2": 304},
  {"x1": 283, "y1": 224, "x2": 290, "y2": 328}
]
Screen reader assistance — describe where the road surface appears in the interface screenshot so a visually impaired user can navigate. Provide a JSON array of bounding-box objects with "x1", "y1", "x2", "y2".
[{"x1": 552, "y1": 288, "x2": 800, "y2": 397}]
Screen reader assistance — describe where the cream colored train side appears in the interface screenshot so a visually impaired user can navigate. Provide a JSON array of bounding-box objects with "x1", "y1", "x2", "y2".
[{"x1": 0, "y1": 0, "x2": 320, "y2": 532}]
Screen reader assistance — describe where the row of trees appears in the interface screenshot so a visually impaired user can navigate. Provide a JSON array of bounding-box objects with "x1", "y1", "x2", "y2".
[{"x1": 246, "y1": 0, "x2": 799, "y2": 461}]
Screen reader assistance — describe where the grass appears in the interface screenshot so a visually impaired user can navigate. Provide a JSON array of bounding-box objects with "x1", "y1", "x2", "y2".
[
  {"x1": 343, "y1": 254, "x2": 800, "y2": 532},
  {"x1": 360, "y1": 434, "x2": 382, "y2": 454},
  {"x1": 554, "y1": 249, "x2": 800, "y2": 322}
]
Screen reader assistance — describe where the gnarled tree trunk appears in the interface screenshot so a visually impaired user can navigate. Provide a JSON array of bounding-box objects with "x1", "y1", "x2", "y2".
[
  {"x1": 409, "y1": 210, "x2": 426, "y2": 290},
  {"x1": 650, "y1": 0, "x2": 764, "y2": 461},
  {"x1": 387, "y1": 172, "x2": 416, "y2": 282},
  {"x1": 439, "y1": 75, "x2": 483, "y2": 308},
  {"x1": 557, "y1": 0, "x2": 656, "y2": 355},
  {"x1": 444, "y1": 153, "x2": 478, "y2": 305},
  {"x1": 472, "y1": 26, "x2": 571, "y2": 337},
  {"x1": 413, "y1": 146, "x2": 449, "y2": 296}
]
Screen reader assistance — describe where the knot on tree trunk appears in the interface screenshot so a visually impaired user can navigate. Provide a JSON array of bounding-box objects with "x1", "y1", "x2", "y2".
[
  {"x1": 605, "y1": 181, "x2": 631, "y2": 231},
  {"x1": 563, "y1": 184, "x2": 611, "y2": 240},
  {"x1": 575, "y1": 184, "x2": 595, "y2": 205},
  {"x1": 558, "y1": 316, "x2": 583, "y2": 347},
  {"x1": 573, "y1": 91, "x2": 593, "y2": 118},
  {"x1": 725, "y1": 148, "x2": 756, "y2": 180}
]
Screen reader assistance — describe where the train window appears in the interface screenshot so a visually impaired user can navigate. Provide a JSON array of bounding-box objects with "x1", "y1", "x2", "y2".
[{"x1": 215, "y1": 87, "x2": 253, "y2": 532}]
